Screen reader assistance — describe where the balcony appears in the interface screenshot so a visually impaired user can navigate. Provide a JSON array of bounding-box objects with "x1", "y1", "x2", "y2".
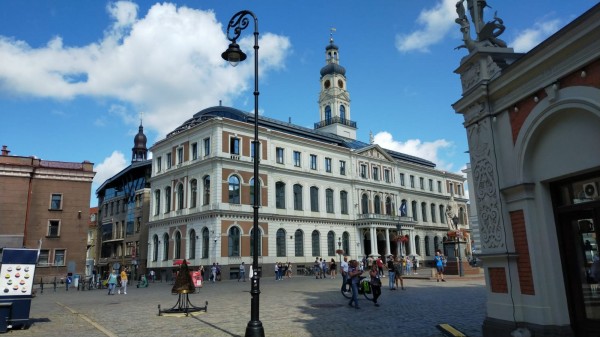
[{"x1": 314, "y1": 116, "x2": 357, "y2": 130}]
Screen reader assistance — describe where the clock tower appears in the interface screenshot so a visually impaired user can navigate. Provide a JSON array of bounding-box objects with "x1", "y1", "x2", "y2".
[{"x1": 315, "y1": 32, "x2": 356, "y2": 140}]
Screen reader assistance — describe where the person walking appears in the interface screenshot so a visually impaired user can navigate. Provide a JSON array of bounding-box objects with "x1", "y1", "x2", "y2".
[
  {"x1": 369, "y1": 264, "x2": 382, "y2": 307},
  {"x1": 347, "y1": 260, "x2": 362, "y2": 309},
  {"x1": 286, "y1": 262, "x2": 293, "y2": 278},
  {"x1": 210, "y1": 263, "x2": 217, "y2": 283},
  {"x1": 238, "y1": 262, "x2": 246, "y2": 282},
  {"x1": 395, "y1": 256, "x2": 405, "y2": 290},
  {"x1": 340, "y1": 256, "x2": 349, "y2": 293},
  {"x1": 330, "y1": 258, "x2": 337, "y2": 279},
  {"x1": 435, "y1": 250, "x2": 446, "y2": 282},
  {"x1": 386, "y1": 256, "x2": 396, "y2": 290},
  {"x1": 107, "y1": 270, "x2": 118, "y2": 295},
  {"x1": 118, "y1": 268, "x2": 128, "y2": 294}
]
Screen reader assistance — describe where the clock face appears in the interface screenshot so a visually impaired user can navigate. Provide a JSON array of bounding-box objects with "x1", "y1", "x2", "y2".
[
  {"x1": 338, "y1": 79, "x2": 344, "y2": 89},
  {"x1": 324, "y1": 80, "x2": 331, "y2": 89}
]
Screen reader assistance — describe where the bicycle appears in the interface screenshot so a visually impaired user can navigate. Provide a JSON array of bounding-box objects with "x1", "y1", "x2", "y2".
[
  {"x1": 301, "y1": 267, "x2": 315, "y2": 277},
  {"x1": 341, "y1": 276, "x2": 374, "y2": 302}
]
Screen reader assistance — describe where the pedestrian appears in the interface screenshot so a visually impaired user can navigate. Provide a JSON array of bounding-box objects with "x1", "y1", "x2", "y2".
[
  {"x1": 274, "y1": 262, "x2": 279, "y2": 281},
  {"x1": 387, "y1": 255, "x2": 396, "y2": 290},
  {"x1": 118, "y1": 268, "x2": 128, "y2": 294},
  {"x1": 347, "y1": 260, "x2": 362, "y2": 309},
  {"x1": 340, "y1": 256, "x2": 349, "y2": 293},
  {"x1": 286, "y1": 262, "x2": 293, "y2": 278},
  {"x1": 278, "y1": 262, "x2": 284, "y2": 280},
  {"x1": 216, "y1": 263, "x2": 221, "y2": 281},
  {"x1": 321, "y1": 258, "x2": 328, "y2": 279},
  {"x1": 238, "y1": 262, "x2": 246, "y2": 282},
  {"x1": 369, "y1": 263, "x2": 382, "y2": 307},
  {"x1": 210, "y1": 263, "x2": 217, "y2": 283},
  {"x1": 413, "y1": 256, "x2": 419, "y2": 274},
  {"x1": 435, "y1": 250, "x2": 446, "y2": 282},
  {"x1": 107, "y1": 270, "x2": 118, "y2": 295},
  {"x1": 395, "y1": 257, "x2": 405, "y2": 290},
  {"x1": 314, "y1": 258, "x2": 321, "y2": 279},
  {"x1": 376, "y1": 257, "x2": 384, "y2": 277},
  {"x1": 330, "y1": 258, "x2": 337, "y2": 279},
  {"x1": 149, "y1": 270, "x2": 155, "y2": 282}
]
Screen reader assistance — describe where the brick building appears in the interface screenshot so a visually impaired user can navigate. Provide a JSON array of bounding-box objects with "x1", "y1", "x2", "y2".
[{"x1": 0, "y1": 145, "x2": 95, "y2": 281}]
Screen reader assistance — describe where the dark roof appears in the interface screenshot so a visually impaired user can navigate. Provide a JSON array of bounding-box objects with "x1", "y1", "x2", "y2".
[
  {"x1": 165, "y1": 106, "x2": 436, "y2": 168},
  {"x1": 95, "y1": 159, "x2": 151, "y2": 194},
  {"x1": 320, "y1": 63, "x2": 346, "y2": 77}
]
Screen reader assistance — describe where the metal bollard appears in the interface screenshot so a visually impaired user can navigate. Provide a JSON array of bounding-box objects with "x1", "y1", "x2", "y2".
[
  {"x1": 40, "y1": 277, "x2": 44, "y2": 294},
  {"x1": 53, "y1": 277, "x2": 57, "y2": 292}
]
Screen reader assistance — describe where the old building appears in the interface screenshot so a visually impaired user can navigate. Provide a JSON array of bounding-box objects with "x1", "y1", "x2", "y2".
[
  {"x1": 0, "y1": 145, "x2": 95, "y2": 281},
  {"x1": 146, "y1": 37, "x2": 470, "y2": 281},
  {"x1": 453, "y1": 2, "x2": 600, "y2": 336},
  {"x1": 95, "y1": 122, "x2": 151, "y2": 280}
]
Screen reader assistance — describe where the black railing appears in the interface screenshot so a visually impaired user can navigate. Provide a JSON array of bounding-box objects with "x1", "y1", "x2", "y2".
[{"x1": 314, "y1": 116, "x2": 356, "y2": 129}]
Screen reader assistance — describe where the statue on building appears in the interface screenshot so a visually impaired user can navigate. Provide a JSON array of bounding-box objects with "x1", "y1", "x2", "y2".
[
  {"x1": 446, "y1": 197, "x2": 460, "y2": 230},
  {"x1": 455, "y1": 0, "x2": 506, "y2": 52}
]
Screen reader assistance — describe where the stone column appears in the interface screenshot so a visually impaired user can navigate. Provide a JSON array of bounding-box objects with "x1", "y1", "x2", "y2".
[
  {"x1": 385, "y1": 228, "x2": 391, "y2": 256},
  {"x1": 369, "y1": 227, "x2": 377, "y2": 256}
]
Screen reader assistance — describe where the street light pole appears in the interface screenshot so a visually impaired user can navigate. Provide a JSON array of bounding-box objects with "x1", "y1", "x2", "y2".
[{"x1": 222, "y1": 10, "x2": 264, "y2": 337}]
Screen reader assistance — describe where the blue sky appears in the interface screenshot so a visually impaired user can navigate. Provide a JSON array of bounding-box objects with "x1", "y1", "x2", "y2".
[{"x1": 1, "y1": 0, "x2": 597, "y2": 206}]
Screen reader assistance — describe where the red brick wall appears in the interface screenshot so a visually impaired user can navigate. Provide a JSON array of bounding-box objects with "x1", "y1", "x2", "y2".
[
  {"x1": 510, "y1": 210, "x2": 535, "y2": 295},
  {"x1": 489, "y1": 267, "x2": 508, "y2": 293}
]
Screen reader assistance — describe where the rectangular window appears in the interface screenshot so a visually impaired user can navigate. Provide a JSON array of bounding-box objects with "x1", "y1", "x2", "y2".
[
  {"x1": 204, "y1": 137, "x2": 211, "y2": 156},
  {"x1": 400, "y1": 173, "x2": 405, "y2": 186},
  {"x1": 54, "y1": 249, "x2": 65, "y2": 266},
  {"x1": 48, "y1": 220, "x2": 60, "y2": 237},
  {"x1": 310, "y1": 154, "x2": 317, "y2": 170},
  {"x1": 166, "y1": 153, "x2": 172, "y2": 169},
  {"x1": 325, "y1": 158, "x2": 332, "y2": 173},
  {"x1": 429, "y1": 179, "x2": 433, "y2": 191},
  {"x1": 340, "y1": 161, "x2": 346, "y2": 175},
  {"x1": 251, "y1": 141, "x2": 259, "y2": 159},
  {"x1": 293, "y1": 151, "x2": 301, "y2": 167},
  {"x1": 438, "y1": 181, "x2": 442, "y2": 193},
  {"x1": 156, "y1": 156, "x2": 162, "y2": 172},
  {"x1": 191, "y1": 142, "x2": 198, "y2": 160},
  {"x1": 419, "y1": 177, "x2": 424, "y2": 190},
  {"x1": 384, "y1": 169, "x2": 390, "y2": 183},
  {"x1": 410, "y1": 175, "x2": 415, "y2": 188},
  {"x1": 38, "y1": 249, "x2": 49, "y2": 266},
  {"x1": 50, "y1": 194, "x2": 62, "y2": 210},
  {"x1": 449, "y1": 183, "x2": 454, "y2": 195},
  {"x1": 177, "y1": 147, "x2": 184, "y2": 164},
  {"x1": 360, "y1": 164, "x2": 367, "y2": 178},
  {"x1": 372, "y1": 167, "x2": 379, "y2": 181},
  {"x1": 230, "y1": 138, "x2": 240, "y2": 155},
  {"x1": 276, "y1": 147, "x2": 284, "y2": 164}
]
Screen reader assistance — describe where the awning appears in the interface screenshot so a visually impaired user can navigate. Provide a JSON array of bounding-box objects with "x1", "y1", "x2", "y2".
[{"x1": 173, "y1": 259, "x2": 188, "y2": 266}]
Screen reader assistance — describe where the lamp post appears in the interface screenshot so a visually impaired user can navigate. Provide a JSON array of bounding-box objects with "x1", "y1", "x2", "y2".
[
  {"x1": 337, "y1": 238, "x2": 342, "y2": 267},
  {"x1": 222, "y1": 10, "x2": 264, "y2": 337},
  {"x1": 396, "y1": 220, "x2": 403, "y2": 257}
]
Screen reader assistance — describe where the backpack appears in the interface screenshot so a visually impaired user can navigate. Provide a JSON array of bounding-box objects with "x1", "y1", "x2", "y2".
[{"x1": 362, "y1": 280, "x2": 371, "y2": 294}]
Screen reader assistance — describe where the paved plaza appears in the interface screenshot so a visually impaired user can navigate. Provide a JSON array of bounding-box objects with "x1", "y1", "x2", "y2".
[{"x1": 11, "y1": 273, "x2": 486, "y2": 337}]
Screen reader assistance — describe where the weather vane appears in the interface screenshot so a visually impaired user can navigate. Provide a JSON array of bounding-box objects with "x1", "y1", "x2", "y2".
[{"x1": 329, "y1": 27, "x2": 336, "y2": 43}]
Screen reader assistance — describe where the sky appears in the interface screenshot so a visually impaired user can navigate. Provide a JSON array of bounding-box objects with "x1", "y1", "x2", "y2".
[{"x1": 1, "y1": 0, "x2": 597, "y2": 206}]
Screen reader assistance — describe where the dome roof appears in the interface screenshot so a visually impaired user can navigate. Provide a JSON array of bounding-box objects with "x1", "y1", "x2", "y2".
[
  {"x1": 325, "y1": 43, "x2": 339, "y2": 51},
  {"x1": 320, "y1": 63, "x2": 346, "y2": 77},
  {"x1": 133, "y1": 124, "x2": 147, "y2": 148}
]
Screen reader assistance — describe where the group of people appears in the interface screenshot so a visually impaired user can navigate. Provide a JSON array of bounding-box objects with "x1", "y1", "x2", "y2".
[
  {"x1": 106, "y1": 268, "x2": 129, "y2": 295},
  {"x1": 273, "y1": 261, "x2": 293, "y2": 280},
  {"x1": 313, "y1": 257, "x2": 338, "y2": 279}
]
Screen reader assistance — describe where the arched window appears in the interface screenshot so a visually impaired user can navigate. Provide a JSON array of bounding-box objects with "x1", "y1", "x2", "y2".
[
  {"x1": 424, "y1": 236, "x2": 431, "y2": 256},
  {"x1": 154, "y1": 190, "x2": 161, "y2": 215},
  {"x1": 342, "y1": 231, "x2": 350, "y2": 255},
  {"x1": 311, "y1": 230, "x2": 320, "y2": 256},
  {"x1": 411, "y1": 201, "x2": 418, "y2": 221},
  {"x1": 201, "y1": 227, "x2": 209, "y2": 258},
  {"x1": 177, "y1": 183, "x2": 184, "y2": 210},
  {"x1": 203, "y1": 176, "x2": 210, "y2": 205},
  {"x1": 228, "y1": 227, "x2": 240, "y2": 257},
  {"x1": 228, "y1": 176, "x2": 240, "y2": 204},
  {"x1": 276, "y1": 228, "x2": 286, "y2": 257},
  {"x1": 293, "y1": 184, "x2": 303, "y2": 210},
  {"x1": 415, "y1": 235, "x2": 421, "y2": 255},
  {"x1": 152, "y1": 235, "x2": 159, "y2": 261},
  {"x1": 326, "y1": 189, "x2": 334, "y2": 213},
  {"x1": 275, "y1": 182, "x2": 286, "y2": 209},
  {"x1": 421, "y1": 202, "x2": 427, "y2": 222},
  {"x1": 327, "y1": 231, "x2": 335, "y2": 256},
  {"x1": 340, "y1": 191, "x2": 348, "y2": 214},
  {"x1": 361, "y1": 194, "x2": 369, "y2": 214},
  {"x1": 385, "y1": 197, "x2": 392, "y2": 215},
  {"x1": 431, "y1": 203, "x2": 437, "y2": 223},
  {"x1": 190, "y1": 179, "x2": 197, "y2": 208},
  {"x1": 325, "y1": 105, "x2": 332, "y2": 122},
  {"x1": 164, "y1": 187, "x2": 171, "y2": 213},
  {"x1": 174, "y1": 231, "x2": 182, "y2": 259},
  {"x1": 310, "y1": 186, "x2": 319, "y2": 212},
  {"x1": 189, "y1": 229, "x2": 196, "y2": 259},
  {"x1": 295, "y1": 229, "x2": 304, "y2": 256},
  {"x1": 374, "y1": 195, "x2": 381, "y2": 214},
  {"x1": 162, "y1": 233, "x2": 169, "y2": 261},
  {"x1": 439, "y1": 205, "x2": 446, "y2": 224},
  {"x1": 250, "y1": 178, "x2": 261, "y2": 206},
  {"x1": 250, "y1": 228, "x2": 262, "y2": 257},
  {"x1": 340, "y1": 105, "x2": 346, "y2": 121}
]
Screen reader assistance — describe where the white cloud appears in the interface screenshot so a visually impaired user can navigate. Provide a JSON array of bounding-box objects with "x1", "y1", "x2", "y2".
[
  {"x1": 93, "y1": 150, "x2": 127, "y2": 186},
  {"x1": 373, "y1": 131, "x2": 453, "y2": 168},
  {"x1": 0, "y1": 1, "x2": 291, "y2": 137},
  {"x1": 395, "y1": 0, "x2": 456, "y2": 53},
  {"x1": 509, "y1": 18, "x2": 561, "y2": 53}
]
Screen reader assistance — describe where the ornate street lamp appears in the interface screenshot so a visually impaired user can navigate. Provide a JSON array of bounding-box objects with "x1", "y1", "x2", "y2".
[{"x1": 222, "y1": 10, "x2": 264, "y2": 337}]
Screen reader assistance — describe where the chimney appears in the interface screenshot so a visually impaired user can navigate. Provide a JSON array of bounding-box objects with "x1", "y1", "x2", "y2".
[{"x1": 1, "y1": 145, "x2": 10, "y2": 156}]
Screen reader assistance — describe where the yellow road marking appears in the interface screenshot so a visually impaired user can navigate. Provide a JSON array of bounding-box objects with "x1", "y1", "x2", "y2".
[
  {"x1": 56, "y1": 302, "x2": 118, "y2": 337},
  {"x1": 437, "y1": 323, "x2": 467, "y2": 337}
]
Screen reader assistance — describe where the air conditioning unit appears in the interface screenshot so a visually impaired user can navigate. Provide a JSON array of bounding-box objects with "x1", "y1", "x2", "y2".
[{"x1": 583, "y1": 182, "x2": 598, "y2": 199}]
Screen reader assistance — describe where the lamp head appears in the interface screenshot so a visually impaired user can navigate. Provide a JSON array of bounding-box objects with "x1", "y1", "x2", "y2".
[{"x1": 221, "y1": 42, "x2": 247, "y2": 67}]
